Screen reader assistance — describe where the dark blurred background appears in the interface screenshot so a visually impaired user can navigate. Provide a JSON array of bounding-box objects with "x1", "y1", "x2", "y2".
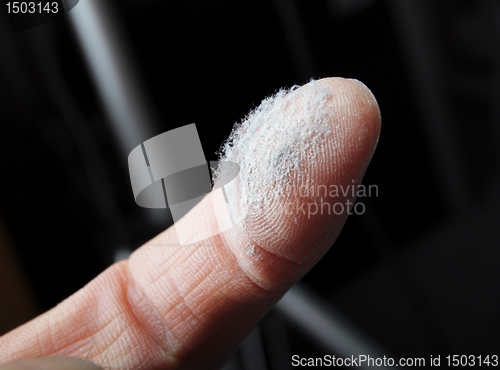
[{"x1": 0, "y1": 0, "x2": 499, "y2": 368}]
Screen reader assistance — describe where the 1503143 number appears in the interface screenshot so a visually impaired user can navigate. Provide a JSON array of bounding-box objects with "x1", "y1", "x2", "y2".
[
  {"x1": 446, "y1": 355, "x2": 499, "y2": 367},
  {"x1": 6, "y1": 2, "x2": 58, "y2": 14}
]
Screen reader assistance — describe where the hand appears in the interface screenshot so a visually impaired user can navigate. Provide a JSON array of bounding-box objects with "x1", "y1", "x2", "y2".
[{"x1": 0, "y1": 78, "x2": 381, "y2": 370}]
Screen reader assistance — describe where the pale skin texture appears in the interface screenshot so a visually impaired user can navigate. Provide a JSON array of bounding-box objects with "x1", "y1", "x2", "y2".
[{"x1": 0, "y1": 78, "x2": 381, "y2": 370}]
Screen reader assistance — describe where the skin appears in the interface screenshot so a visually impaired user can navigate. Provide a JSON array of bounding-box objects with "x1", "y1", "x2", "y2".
[{"x1": 0, "y1": 78, "x2": 381, "y2": 370}]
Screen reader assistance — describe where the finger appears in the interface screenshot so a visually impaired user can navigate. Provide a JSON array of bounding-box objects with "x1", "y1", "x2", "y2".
[
  {"x1": 0, "y1": 356, "x2": 103, "y2": 370},
  {"x1": 0, "y1": 78, "x2": 381, "y2": 370}
]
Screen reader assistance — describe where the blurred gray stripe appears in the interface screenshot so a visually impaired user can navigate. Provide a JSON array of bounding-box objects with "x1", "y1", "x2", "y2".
[
  {"x1": 240, "y1": 326, "x2": 268, "y2": 370},
  {"x1": 276, "y1": 283, "x2": 395, "y2": 370},
  {"x1": 69, "y1": 0, "x2": 157, "y2": 158}
]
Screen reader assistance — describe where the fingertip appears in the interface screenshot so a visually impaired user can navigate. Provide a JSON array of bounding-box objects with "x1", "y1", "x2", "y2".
[
  {"x1": 322, "y1": 77, "x2": 381, "y2": 143},
  {"x1": 216, "y1": 76, "x2": 382, "y2": 289}
]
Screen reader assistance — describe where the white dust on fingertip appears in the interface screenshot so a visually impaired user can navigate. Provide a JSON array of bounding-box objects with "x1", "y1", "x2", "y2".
[{"x1": 214, "y1": 79, "x2": 338, "y2": 229}]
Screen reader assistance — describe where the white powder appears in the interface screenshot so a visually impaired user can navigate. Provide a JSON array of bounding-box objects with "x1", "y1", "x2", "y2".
[
  {"x1": 246, "y1": 242, "x2": 258, "y2": 256},
  {"x1": 214, "y1": 79, "x2": 337, "y2": 232}
]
